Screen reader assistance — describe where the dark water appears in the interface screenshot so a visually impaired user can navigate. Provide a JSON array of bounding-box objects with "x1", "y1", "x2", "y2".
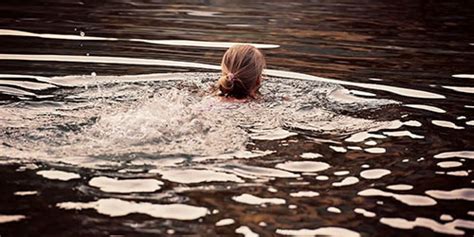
[{"x1": 1, "y1": 0, "x2": 474, "y2": 236}]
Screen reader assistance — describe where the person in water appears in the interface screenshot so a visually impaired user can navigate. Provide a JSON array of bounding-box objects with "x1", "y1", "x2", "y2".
[{"x1": 217, "y1": 44, "x2": 266, "y2": 99}]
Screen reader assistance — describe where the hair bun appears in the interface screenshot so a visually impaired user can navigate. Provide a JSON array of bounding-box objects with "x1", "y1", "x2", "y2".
[{"x1": 227, "y1": 73, "x2": 235, "y2": 82}]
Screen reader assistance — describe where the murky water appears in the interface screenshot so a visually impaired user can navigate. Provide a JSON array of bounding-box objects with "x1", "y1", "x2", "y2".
[{"x1": 1, "y1": 1, "x2": 473, "y2": 236}]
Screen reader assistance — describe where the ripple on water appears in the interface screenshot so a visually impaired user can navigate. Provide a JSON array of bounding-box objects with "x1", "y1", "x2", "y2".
[
  {"x1": 275, "y1": 161, "x2": 331, "y2": 173},
  {"x1": 289, "y1": 191, "x2": 320, "y2": 197},
  {"x1": 235, "y1": 226, "x2": 259, "y2": 237},
  {"x1": 442, "y1": 85, "x2": 474, "y2": 94},
  {"x1": 152, "y1": 169, "x2": 244, "y2": 184},
  {"x1": 364, "y1": 147, "x2": 386, "y2": 154},
  {"x1": 386, "y1": 184, "x2": 413, "y2": 191},
  {"x1": 360, "y1": 169, "x2": 390, "y2": 179},
  {"x1": 316, "y1": 175, "x2": 329, "y2": 181},
  {"x1": 332, "y1": 177, "x2": 359, "y2": 187},
  {"x1": 14, "y1": 191, "x2": 38, "y2": 196},
  {"x1": 425, "y1": 188, "x2": 474, "y2": 201},
  {"x1": 232, "y1": 194, "x2": 286, "y2": 205},
  {"x1": 380, "y1": 217, "x2": 470, "y2": 235},
  {"x1": 383, "y1": 131, "x2": 424, "y2": 139},
  {"x1": 89, "y1": 176, "x2": 163, "y2": 193},
  {"x1": 452, "y1": 74, "x2": 474, "y2": 79},
  {"x1": 358, "y1": 189, "x2": 437, "y2": 206},
  {"x1": 354, "y1": 208, "x2": 376, "y2": 218},
  {"x1": 36, "y1": 170, "x2": 80, "y2": 181},
  {"x1": 445, "y1": 171, "x2": 469, "y2": 177},
  {"x1": 440, "y1": 214, "x2": 454, "y2": 221},
  {"x1": 300, "y1": 152, "x2": 323, "y2": 159},
  {"x1": 432, "y1": 120, "x2": 464, "y2": 129},
  {"x1": 249, "y1": 128, "x2": 297, "y2": 141},
  {"x1": 327, "y1": 206, "x2": 342, "y2": 214},
  {"x1": 434, "y1": 151, "x2": 474, "y2": 160},
  {"x1": 0, "y1": 214, "x2": 26, "y2": 223},
  {"x1": 404, "y1": 104, "x2": 446, "y2": 113},
  {"x1": 215, "y1": 218, "x2": 235, "y2": 226},
  {"x1": 329, "y1": 146, "x2": 347, "y2": 153},
  {"x1": 276, "y1": 227, "x2": 360, "y2": 237},
  {"x1": 436, "y1": 161, "x2": 463, "y2": 168},
  {"x1": 345, "y1": 131, "x2": 386, "y2": 143},
  {"x1": 334, "y1": 170, "x2": 350, "y2": 176},
  {"x1": 57, "y1": 198, "x2": 208, "y2": 220},
  {"x1": 220, "y1": 164, "x2": 299, "y2": 179}
]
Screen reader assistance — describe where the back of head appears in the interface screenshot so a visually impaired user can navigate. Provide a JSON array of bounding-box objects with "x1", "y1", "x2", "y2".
[{"x1": 218, "y1": 44, "x2": 266, "y2": 99}]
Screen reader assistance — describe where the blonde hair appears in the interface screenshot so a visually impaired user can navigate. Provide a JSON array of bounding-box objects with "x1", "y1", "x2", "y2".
[{"x1": 217, "y1": 44, "x2": 266, "y2": 99}]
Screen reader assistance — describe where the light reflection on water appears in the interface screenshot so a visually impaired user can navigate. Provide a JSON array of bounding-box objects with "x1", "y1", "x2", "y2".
[{"x1": 0, "y1": 0, "x2": 474, "y2": 236}]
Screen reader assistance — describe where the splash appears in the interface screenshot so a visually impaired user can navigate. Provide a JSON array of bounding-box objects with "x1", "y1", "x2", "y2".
[{"x1": 1, "y1": 72, "x2": 398, "y2": 169}]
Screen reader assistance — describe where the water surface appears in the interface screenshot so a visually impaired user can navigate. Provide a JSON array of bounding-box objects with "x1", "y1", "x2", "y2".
[{"x1": 0, "y1": 0, "x2": 473, "y2": 236}]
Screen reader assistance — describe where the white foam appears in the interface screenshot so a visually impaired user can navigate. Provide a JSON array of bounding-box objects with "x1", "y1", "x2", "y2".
[{"x1": 2, "y1": 72, "x2": 399, "y2": 167}]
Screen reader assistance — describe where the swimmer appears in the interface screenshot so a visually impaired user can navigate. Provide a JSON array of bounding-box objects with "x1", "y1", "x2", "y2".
[{"x1": 216, "y1": 44, "x2": 266, "y2": 99}]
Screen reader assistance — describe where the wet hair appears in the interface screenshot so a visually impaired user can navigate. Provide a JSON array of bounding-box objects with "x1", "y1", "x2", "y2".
[{"x1": 217, "y1": 44, "x2": 266, "y2": 99}]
